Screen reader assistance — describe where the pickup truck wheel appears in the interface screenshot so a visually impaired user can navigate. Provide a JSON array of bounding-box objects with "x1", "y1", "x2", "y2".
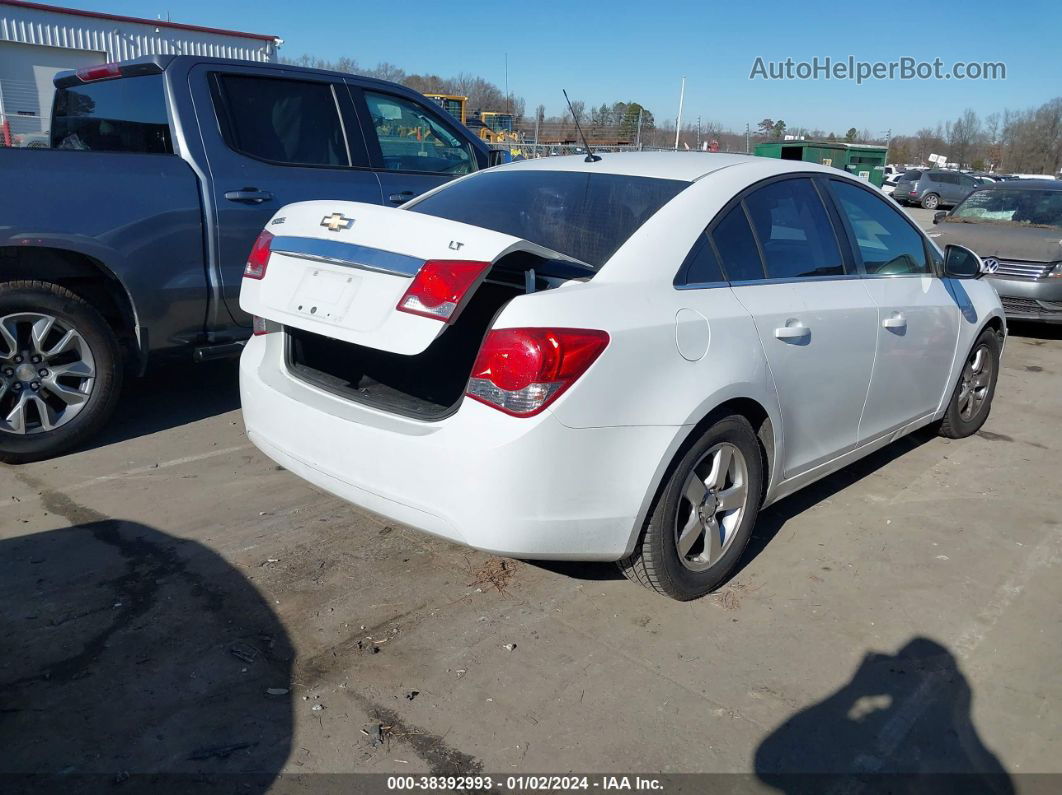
[
  {"x1": 938, "y1": 328, "x2": 1001, "y2": 439},
  {"x1": 0, "y1": 281, "x2": 122, "y2": 463},
  {"x1": 617, "y1": 415, "x2": 763, "y2": 600}
]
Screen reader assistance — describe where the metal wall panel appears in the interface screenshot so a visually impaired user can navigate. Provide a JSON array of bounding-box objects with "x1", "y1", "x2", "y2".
[{"x1": 0, "y1": 2, "x2": 276, "y2": 62}]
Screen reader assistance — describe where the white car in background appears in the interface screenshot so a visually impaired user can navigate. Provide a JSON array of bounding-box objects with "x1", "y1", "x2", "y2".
[{"x1": 239, "y1": 153, "x2": 1005, "y2": 600}]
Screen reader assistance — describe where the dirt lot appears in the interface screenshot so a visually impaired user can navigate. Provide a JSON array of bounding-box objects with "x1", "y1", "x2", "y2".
[{"x1": 2, "y1": 209, "x2": 1059, "y2": 787}]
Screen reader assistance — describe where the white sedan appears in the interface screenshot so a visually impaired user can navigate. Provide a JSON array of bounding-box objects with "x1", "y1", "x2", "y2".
[{"x1": 239, "y1": 153, "x2": 1005, "y2": 600}]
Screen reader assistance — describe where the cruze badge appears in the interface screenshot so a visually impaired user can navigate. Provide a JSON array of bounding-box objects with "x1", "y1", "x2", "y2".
[{"x1": 321, "y1": 212, "x2": 354, "y2": 232}]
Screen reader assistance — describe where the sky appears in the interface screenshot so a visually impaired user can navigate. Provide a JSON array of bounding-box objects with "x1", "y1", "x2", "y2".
[{"x1": 59, "y1": 0, "x2": 1062, "y2": 136}]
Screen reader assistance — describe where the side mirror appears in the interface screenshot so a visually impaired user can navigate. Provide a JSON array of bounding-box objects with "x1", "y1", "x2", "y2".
[
  {"x1": 943, "y1": 244, "x2": 985, "y2": 279},
  {"x1": 487, "y1": 149, "x2": 510, "y2": 168},
  {"x1": 933, "y1": 210, "x2": 947, "y2": 224}
]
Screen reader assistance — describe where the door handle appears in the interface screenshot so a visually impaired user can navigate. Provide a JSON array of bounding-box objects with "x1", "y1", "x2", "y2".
[
  {"x1": 882, "y1": 313, "x2": 907, "y2": 330},
  {"x1": 224, "y1": 189, "x2": 274, "y2": 204},
  {"x1": 774, "y1": 322, "x2": 810, "y2": 341},
  {"x1": 388, "y1": 191, "x2": 418, "y2": 204}
]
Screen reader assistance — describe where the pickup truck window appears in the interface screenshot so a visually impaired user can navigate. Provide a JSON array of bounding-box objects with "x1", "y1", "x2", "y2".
[
  {"x1": 51, "y1": 75, "x2": 172, "y2": 154},
  {"x1": 211, "y1": 74, "x2": 355, "y2": 168},
  {"x1": 364, "y1": 91, "x2": 475, "y2": 176}
]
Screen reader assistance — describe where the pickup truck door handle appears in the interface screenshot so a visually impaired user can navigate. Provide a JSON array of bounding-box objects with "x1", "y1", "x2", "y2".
[
  {"x1": 224, "y1": 189, "x2": 274, "y2": 204},
  {"x1": 774, "y1": 322, "x2": 810, "y2": 341},
  {"x1": 388, "y1": 191, "x2": 418, "y2": 204},
  {"x1": 882, "y1": 313, "x2": 908, "y2": 330}
]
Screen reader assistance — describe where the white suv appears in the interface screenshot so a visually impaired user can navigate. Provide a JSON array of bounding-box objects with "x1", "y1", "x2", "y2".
[{"x1": 239, "y1": 153, "x2": 1005, "y2": 600}]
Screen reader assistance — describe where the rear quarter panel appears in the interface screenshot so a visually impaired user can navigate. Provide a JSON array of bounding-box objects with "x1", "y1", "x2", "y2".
[{"x1": 0, "y1": 148, "x2": 206, "y2": 351}]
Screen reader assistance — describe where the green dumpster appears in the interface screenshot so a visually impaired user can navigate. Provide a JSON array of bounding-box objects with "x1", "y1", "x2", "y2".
[{"x1": 754, "y1": 141, "x2": 888, "y2": 187}]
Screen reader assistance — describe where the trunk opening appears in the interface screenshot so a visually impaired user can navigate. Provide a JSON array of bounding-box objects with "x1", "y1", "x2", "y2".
[{"x1": 284, "y1": 255, "x2": 583, "y2": 420}]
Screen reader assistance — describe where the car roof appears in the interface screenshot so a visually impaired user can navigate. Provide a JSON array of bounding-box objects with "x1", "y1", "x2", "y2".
[
  {"x1": 980, "y1": 179, "x2": 1062, "y2": 191},
  {"x1": 493, "y1": 152, "x2": 847, "y2": 182}
]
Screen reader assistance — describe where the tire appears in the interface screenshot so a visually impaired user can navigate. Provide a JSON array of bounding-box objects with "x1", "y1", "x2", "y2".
[
  {"x1": 921, "y1": 193, "x2": 940, "y2": 210},
  {"x1": 0, "y1": 280, "x2": 123, "y2": 463},
  {"x1": 938, "y1": 328, "x2": 1001, "y2": 439},
  {"x1": 617, "y1": 415, "x2": 764, "y2": 600}
]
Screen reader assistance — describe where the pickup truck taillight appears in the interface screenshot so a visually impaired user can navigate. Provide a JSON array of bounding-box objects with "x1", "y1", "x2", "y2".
[
  {"x1": 396, "y1": 260, "x2": 490, "y2": 322},
  {"x1": 243, "y1": 230, "x2": 274, "y2": 280},
  {"x1": 466, "y1": 328, "x2": 609, "y2": 417}
]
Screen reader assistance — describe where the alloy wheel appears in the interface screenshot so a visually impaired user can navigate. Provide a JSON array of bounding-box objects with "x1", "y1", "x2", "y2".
[
  {"x1": 674, "y1": 442, "x2": 750, "y2": 572},
  {"x1": 0, "y1": 312, "x2": 96, "y2": 435},
  {"x1": 957, "y1": 344, "x2": 992, "y2": 421}
]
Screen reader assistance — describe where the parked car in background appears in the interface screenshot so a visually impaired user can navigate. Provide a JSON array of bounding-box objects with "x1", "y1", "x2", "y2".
[
  {"x1": 239, "y1": 153, "x2": 1005, "y2": 600},
  {"x1": 894, "y1": 170, "x2": 981, "y2": 209},
  {"x1": 929, "y1": 180, "x2": 1062, "y2": 323},
  {"x1": 1010, "y1": 173, "x2": 1059, "y2": 180},
  {"x1": 882, "y1": 173, "x2": 903, "y2": 195},
  {"x1": 0, "y1": 55, "x2": 494, "y2": 463}
]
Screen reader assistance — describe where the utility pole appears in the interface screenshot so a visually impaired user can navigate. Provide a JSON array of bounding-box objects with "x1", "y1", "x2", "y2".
[
  {"x1": 745, "y1": 122, "x2": 750, "y2": 154},
  {"x1": 504, "y1": 53, "x2": 510, "y2": 115},
  {"x1": 635, "y1": 108, "x2": 643, "y2": 150},
  {"x1": 674, "y1": 76, "x2": 685, "y2": 151},
  {"x1": 697, "y1": 115, "x2": 702, "y2": 150}
]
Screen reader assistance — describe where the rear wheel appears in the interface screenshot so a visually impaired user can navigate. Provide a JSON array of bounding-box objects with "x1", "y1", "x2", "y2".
[
  {"x1": 921, "y1": 192, "x2": 940, "y2": 210},
  {"x1": 0, "y1": 281, "x2": 122, "y2": 463},
  {"x1": 618, "y1": 415, "x2": 763, "y2": 600},
  {"x1": 938, "y1": 328, "x2": 1001, "y2": 439}
]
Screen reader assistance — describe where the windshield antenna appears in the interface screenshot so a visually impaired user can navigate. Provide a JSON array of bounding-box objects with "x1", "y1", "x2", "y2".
[{"x1": 563, "y1": 89, "x2": 601, "y2": 163}]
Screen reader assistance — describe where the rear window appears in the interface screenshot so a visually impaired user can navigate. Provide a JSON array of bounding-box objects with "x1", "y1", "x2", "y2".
[
  {"x1": 408, "y1": 170, "x2": 688, "y2": 269},
  {"x1": 51, "y1": 74, "x2": 171, "y2": 154}
]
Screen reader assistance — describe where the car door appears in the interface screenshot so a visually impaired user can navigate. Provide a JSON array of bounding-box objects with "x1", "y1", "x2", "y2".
[
  {"x1": 955, "y1": 173, "x2": 978, "y2": 205},
  {"x1": 827, "y1": 179, "x2": 960, "y2": 440},
  {"x1": 188, "y1": 64, "x2": 383, "y2": 327},
  {"x1": 349, "y1": 85, "x2": 481, "y2": 207},
  {"x1": 714, "y1": 176, "x2": 878, "y2": 477}
]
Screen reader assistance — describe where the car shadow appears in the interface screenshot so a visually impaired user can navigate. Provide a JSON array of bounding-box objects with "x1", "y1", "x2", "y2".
[
  {"x1": 754, "y1": 636, "x2": 1013, "y2": 793},
  {"x1": 81, "y1": 358, "x2": 242, "y2": 451},
  {"x1": 531, "y1": 430, "x2": 934, "y2": 586},
  {"x1": 1006, "y1": 320, "x2": 1062, "y2": 341},
  {"x1": 0, "y1": 520, "x2": 292, "y2": 788}
]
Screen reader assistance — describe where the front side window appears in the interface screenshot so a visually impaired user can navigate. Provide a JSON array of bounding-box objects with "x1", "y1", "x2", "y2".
[
  {"x1": 831, "y1": 181, "x2": 930, "y2": 275},
  {"x1": 213, "y1": 74, "x2": 350, "y2": 167},
  {"x1": 51, "y1": 75, "x2": 171, "y2": 153},
  {"x1": 409, "y1": 170, "x2": 687, "y2": 270},
  {"x1": 711, "y1": 205, "x2": 764, "y2": 281},
  {"x1": 743, "y1": 179, "x2": 844, "y2": 279},
  {"x1": 364, "y1": 91, "x2": 474, "y2": 175}
]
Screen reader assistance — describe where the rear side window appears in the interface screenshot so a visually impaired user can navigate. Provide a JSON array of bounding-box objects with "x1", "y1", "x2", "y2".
[
  {"x1": 898, "y1": 171, "x2": 921, "y2": 181},
  {"x1": 681, "y1": 237, "x2": 724, "y2": 284},
  {"x1": 212, "y1": 74, "x2": 351, "y2": 167},
  {"x1": 364, "y1": 91, "x2": 475, "y2": 175},
  {"x1": 831, "y1": 181, "x2": 929, "y2": 275},
  {"x1": 408, "y1": 170, "x2": 688, "y2": 270},
  {"x1": 711, "y1": 205, "x2": 764, "y2": 281},
  {"x1": 51, "y1": 75, "x2": 171, "y2": 153},
  {"x1": 743, "y1": 179, "x2": 844, "y2": 279}
]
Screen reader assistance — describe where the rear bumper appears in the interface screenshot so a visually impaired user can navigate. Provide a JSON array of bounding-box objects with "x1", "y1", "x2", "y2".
[
  {"x1": 986, "y1": 276, "x2": 1062, "y2": 323},
  {"x1": 239, "y1": 335, "x2": 678, "y2": 560}
]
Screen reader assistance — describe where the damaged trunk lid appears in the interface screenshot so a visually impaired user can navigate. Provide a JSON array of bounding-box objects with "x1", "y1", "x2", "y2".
[{"x1": 239, "y1": 199, "x2": 589, "y2": 356}]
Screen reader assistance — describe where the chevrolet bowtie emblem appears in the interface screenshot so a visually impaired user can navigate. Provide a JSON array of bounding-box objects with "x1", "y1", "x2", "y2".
[{"x1": 320, "y1": 212, "x2": 354, "y2": 232}]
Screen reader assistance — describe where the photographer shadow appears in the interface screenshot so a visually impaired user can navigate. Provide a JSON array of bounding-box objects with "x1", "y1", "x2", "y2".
[{"x1": 754, "y1": 636, "x2": 1013, "y2": 794}]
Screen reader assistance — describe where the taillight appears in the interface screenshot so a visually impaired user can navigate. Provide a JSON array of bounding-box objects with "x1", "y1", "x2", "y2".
[
  {"x1": 243, "y1": 229, "x2": 274, "y2": 280},
  {"x1": 466, "y1": 328, "x2": 609, "y2": 417},
  {"x1": 397, "y1": 260, "x2": 490, "y2": 322},
  {"x1": 252, "y1": 316, "x2": 274, "y2": 336},
  {"x1": 76, "y1": 63, "x2": 122, "y2": 82}
]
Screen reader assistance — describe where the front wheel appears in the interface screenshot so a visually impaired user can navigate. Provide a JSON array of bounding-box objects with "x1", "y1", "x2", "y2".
[
  {"x1": 618, "y1": 415, "x2": 763, "y2": 600},
  {"x1": 0, "y1": 281, "x2": 123, "y2": 463},
  {"x1": 938, "y1": 328, "x2": 1001, "y2": 439}
]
